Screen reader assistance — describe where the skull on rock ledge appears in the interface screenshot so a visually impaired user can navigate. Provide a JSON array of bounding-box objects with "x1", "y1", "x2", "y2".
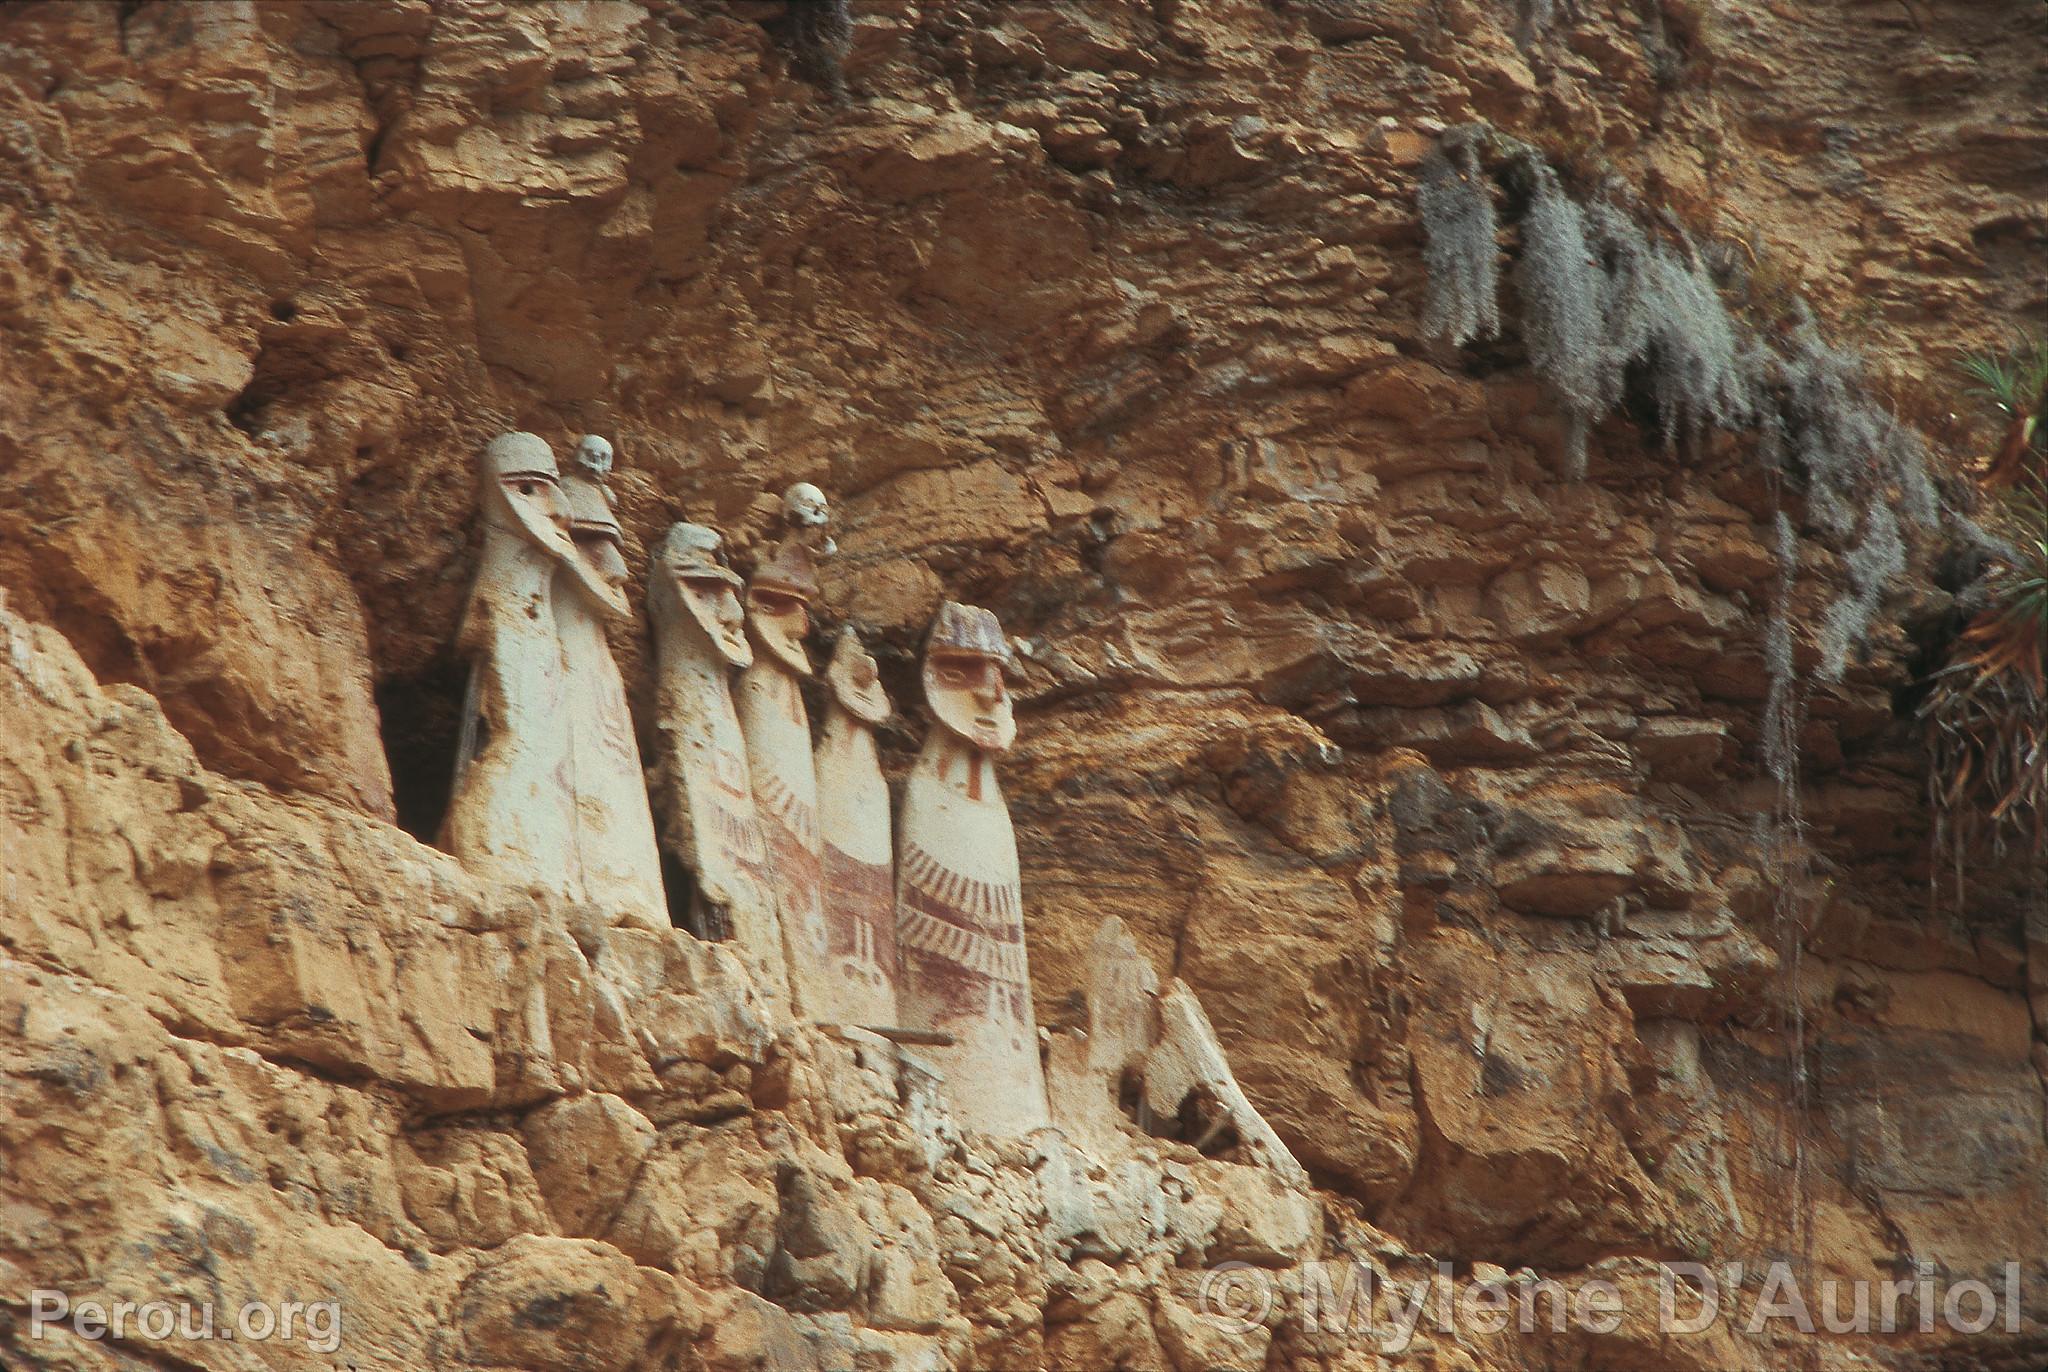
[
  {"x1": 782, "y1": 481, "x2": 829, "y2": 528},
  {"x1": 575, "y1": 434, "x2": 615, "y2": 479}
]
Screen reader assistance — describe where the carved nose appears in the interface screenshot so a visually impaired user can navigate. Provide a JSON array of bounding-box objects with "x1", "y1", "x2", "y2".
[{"x1": 973, "y1": 680, "x2": 1003, "y2": 706}]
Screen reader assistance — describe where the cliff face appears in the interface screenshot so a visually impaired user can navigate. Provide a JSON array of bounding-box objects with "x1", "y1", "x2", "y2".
[{"x1": 1, "y1": 2, "x2": 2044, "y2": 1370}]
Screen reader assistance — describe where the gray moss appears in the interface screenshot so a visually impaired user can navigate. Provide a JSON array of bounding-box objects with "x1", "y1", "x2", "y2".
[
  {"x1": 1513, "y1": 163, "x2": 1606, "y2": 476},
  {"x1": 1514, "y1": 0, "x2": 1580, "y2": 50},
  {"x1": 1762, "y1": 510, "x2": 1803, "y2": 794},
  {"x1": 1764, "y1": 305, "x2": 1945, "y2": 675},
  {"x1": 1774, "y1": 306, "x2": 1942, "y2": 528},
  {"x1": 1529, "y1": 186, "x2": 1754, "y2": 460},
  {"x1": 1417, "y1": 131, "x2": 1958, "y2": 798},
  {"x1": 1816, "y1": 502, "x2": 1906, "y2": 681},
  {"x1": 1418, "y1": 135, "x2": 1501, "y2": 348},
  {"x1": 1639, "y1": 238, "x2": 1754, "y2": 443},
  {"x1": 1584, "y1": 198, "x2": 1654, "y2": 400}
]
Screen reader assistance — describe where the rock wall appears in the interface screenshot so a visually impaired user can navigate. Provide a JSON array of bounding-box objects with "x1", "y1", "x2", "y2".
[{"x1": 2, "y1": 2, "x2": 2044, "y2": 1369}]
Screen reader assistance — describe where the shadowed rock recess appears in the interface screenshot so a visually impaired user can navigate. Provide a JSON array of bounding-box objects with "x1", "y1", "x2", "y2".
[{"x1": 1, "y1": 2, "x2": 2044, "y2": 1370}]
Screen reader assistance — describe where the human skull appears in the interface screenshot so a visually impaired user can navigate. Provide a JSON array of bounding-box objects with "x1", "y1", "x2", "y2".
[
  {"x1": 782, "y1": 482, "x2": 829, "y2": 529},
  {"x1": 575, "y1": 434, "x2": 615, "y2": 478}
]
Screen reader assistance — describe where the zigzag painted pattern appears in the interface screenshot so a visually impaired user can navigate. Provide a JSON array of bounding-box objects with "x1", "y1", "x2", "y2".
[
  {"x1": 711, "y1": 799, "x2": 767, "y2": 864},
  {"x1": 753, "y1": 771, "x2": 820, "y2": 848},
  {"x1": 896, "y1": 901, "x2": 1030, "y2": 984},
  {"x1": 898, "y1": 841, "x2": 1022, "y2": 922}
]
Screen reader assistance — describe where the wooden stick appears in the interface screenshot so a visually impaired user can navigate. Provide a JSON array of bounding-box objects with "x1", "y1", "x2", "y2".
[{"x1": 857, "y1": 1025, "x2": 958, "y2": 1047}]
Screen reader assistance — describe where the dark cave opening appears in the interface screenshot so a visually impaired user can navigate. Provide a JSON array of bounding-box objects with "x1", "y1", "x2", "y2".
[
  {"x1": 376, "y1": 658, "x2": 469, "y2": 844},
  {"x1": 661, "y1": 851, "x2": 735, "y2": 944},
  {"x1": 660, "y1": 848, "x2": 700, "y2": 934}
]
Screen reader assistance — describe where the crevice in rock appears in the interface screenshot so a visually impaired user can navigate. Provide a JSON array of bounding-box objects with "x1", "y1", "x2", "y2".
[
  {"x1": 222, "y1": 341, "x2": 287, "y2": 439},
  {"x1": 775, "y1": 0, "x2": 852, "y2": 101},
  {"x1": 375, "y1": 656, "x2": 468, "y2": 843},
  {"x1": 658, "y1": 848, "x2": 711, "y2": 937},
  {"x1": 310, "y1": 3, "x2": 435, "y2": 179},
  {"x1": 113, "y1": 0, "x2": 146, "y2": 58}
]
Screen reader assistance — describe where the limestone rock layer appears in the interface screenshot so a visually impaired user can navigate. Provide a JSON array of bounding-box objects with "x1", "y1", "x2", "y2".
[{"x1": 1, "y1": 2, "x2": 2044, "y2": 1369}]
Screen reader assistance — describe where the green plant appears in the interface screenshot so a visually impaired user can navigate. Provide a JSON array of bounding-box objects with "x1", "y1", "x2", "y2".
[
  {"x1": 1952, "y1": 495, "x2": 2047, "y2": 691},
  {"x1": 1959, "y1": 339, "x2": 2048, "y2": 489},
  {"x1": 1919, "y1": 343, "x2": 2048, "y2": 861}
]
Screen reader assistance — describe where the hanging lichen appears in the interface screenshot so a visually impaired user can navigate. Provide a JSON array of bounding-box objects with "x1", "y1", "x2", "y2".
[
  {"x1": 1417, "y1": 126, "x2": 1980, "y2": 1282},
  {"x1": 1418, "y1": 131, "x2": 1501, "y2": 349},
  {"x1": 1417, "y1": 126, "x2": 1953, "y2": 693},
  {"x1": 1512, "y1": 161, "x2": 1606, "y2": 476}
]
